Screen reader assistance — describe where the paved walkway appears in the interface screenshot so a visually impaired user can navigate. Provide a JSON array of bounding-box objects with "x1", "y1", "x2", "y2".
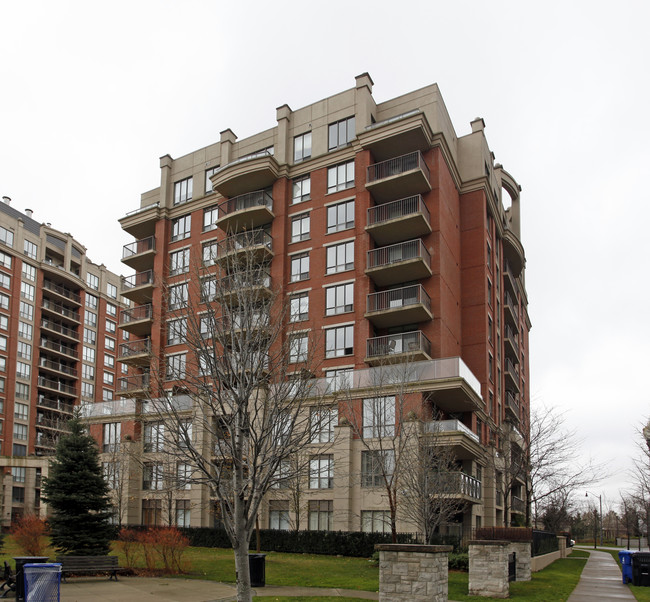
[{"x1": 567, "y1": 549, "x2": 635, "y2": 601}]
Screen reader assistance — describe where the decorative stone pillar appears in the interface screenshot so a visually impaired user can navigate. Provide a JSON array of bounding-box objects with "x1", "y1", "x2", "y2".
[
  {"x1": 509, "y1": 541, "x2": 532, "y2": 581},
  {"x1": 558, "y1": 535, "x2": 567, "y2": 558},
  {"x1": 468, "y1": 540, "x2": 510, "y2": 598},
  {"x1": 376, "y1": 544, "x2": 451, "y2": 602}
]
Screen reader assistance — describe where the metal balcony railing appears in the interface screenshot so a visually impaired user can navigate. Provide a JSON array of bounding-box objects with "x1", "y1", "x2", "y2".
[
  {"x1": 506, "y1": 390, "x2": 519, "y2": 413},
  {"x1": 367, "y1": 194, "x2": 430, "y2": 226},
  {"x1": 40, "y1": 338, "x2": 78, "y2": 359},
  {"x1": 41, "y1": 299, "x2": 80, "y2": 322},
  {"x1": 118, "y1": 373, "x2": 150, "y2": 393},
  {"x1": 367, "y1": 239, "x2": 430, "y2": 270},
  {"x1": 120, "y1": 303, "x2": 153, "y2": 324},
  {"x1": 221, "y1": 270, "x2": 271, "y2": 291},
  {"x1": 505, "y1": 359, "x2": 519, "y2": 383},
  {"x1": 218, "y1": 190, "x2": 272, "y2": 218},
  {"x1": 366, "y1": 284, "x2": 431, "y2": 313},
  {"x1": 219, "y1": 230, "x2": 272, "y2": 255},
  {"x1": 437, "y1": 472, "x2": 482, "y2": 500},
  {"x1": 37, "y1": 396, "x2": 74, "y2": 413},
  {"x1": 39, "y1": 358, "x2": 78, "y2": 377},
  {"x1": 424, "y1": 419, "x2": 480, "y2": 443},
  {"x1": 37, "y1": 377, "x2": 76, "y2": 396},
  {"x1": 366, "y1": 151, "x2": 429, "y2": 183},
  {"x1": 505, "y1": 293, "x2": 519, "y2": 321},
  {"x1": 42, "y1": 279, "x2": 81, "y2": 304},
  {"x1": 122, "y1": 236, "x2": 155, "y2": 259},
  {"x1": 41, "y1": 319, "x2": 79, "y2": 340},
  {"x1": 121, "y1": 270, "x2": 153, "y2": 290},
  {"x1": 366, "y1": 330, "x2": 431, "y2": 358},
  {"x1": 119, "y1": 339, "x2": 151, "y2": 358},
  {"x1": 512, "y1": 496, "x2": 525, "y2": 513}
]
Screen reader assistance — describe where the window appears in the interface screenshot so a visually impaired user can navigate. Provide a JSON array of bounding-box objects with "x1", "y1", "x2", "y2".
[
  {"x1": 86, "y1": 293, "x2": 98, "y2": 309},
  {"x1": 171, "y1": 215, "x2": 192, "y2": 242},
  {"x1": 142, "y1": 499, "x2": 162, "y2": 526},
  {"x1": 310, "y1": 455, "x2": 333, "y2": 489},
  {"x1": 167, "y1": 318, "x2": 187, "y2": 345},
  {"x1": 203, "y1": 205, "x2": 218, "y2": 231},
  {"x1": 14, "y1": 423, "x2": 28, "y2": 441},
  {"x1": 0, "y1": 335, "x2": 6, "y2": 352},
  {"x1": 173, "y1": 176, "x2": 193, "y2": 205},
  {"x1": 169, "y1": 283, "x2": 188, "y2": 310},
  {"x1": 20, "y1": 282, "x2": 35, "y2": 301},
  {"x1": 325, "y1": 282, "x2": 353, "y2": 315},
  {"x1": 83, "y1": 346, "x2": 96, "y2": 362},
  {"x1": 0, "y1": 227, "x2": 14, "y2": 247},
  {"x1": 16, "y1": 362, "x2": 30, "y2": 380},
  {"x1": 310, "y1": 407, "x2": 338, "y2": 443},
  {"x1": 325, "y1": 368, "x2": 352, "y2": 392},
  {"x1": 289, "y1": 334, "x2": 308, "y2": 363},
  {"x1": 23, "y1": 240, "x2": 38, "y2": 259},
  {"x1": 177, "y1": 463, "x2": 192, "y2": 490},
  {"x1": 103, "y1": 422, "x2": 121, "y2": 453},
  {"x1": 144, "y1": 422, "x2": 164, "y2": 452},
  {"x1": 143, "y1": 463, "x2": 163, "y2": 490},
  {"x1": 326, "y1": 241, "x2": 354, "y2": 274},
  {"x1": 327, "y1": 161, "x2": 354, "y2": 193},
  {"x1": 176, "y1": 500, "x2": 191, "y2": 527},
  {"x1": 166, "y1": 354, "x2": 186, "y2": 380},
  {"x1": 0, "y1": 357, "x2": 5, "y2": 372},
  {"x1": 102, "y1": 389, "x2": 114, "y2": 401},
  {"x1": 269, "y1": 500, "x2": 290, "y2": 530},
  {"x1": 86, "y1": 273, "x2": 99, "y2": 290},
  {"x1": 363, "y1": 397, "x2": 395, "y2": 438},
  {"x1": 17, "y1": 342, "x2": 31, "y2": 360},
  {"x1": 328, "y1": 116, "x2": 355, "y2": 150},
  {"x1": 0, "y1": 273, "x2": 9, "y2": 289},
  {"x1": 107, "y1": 283, "x2": 118, "y2": 299},
  {"x1": 103, "y1": 462, "x2": 119, "y2": 489},
  {"x1": 85, "y1": 311, "x2": 97, "y2": 327},
  {"x1": 103, "y1": 371, "x2": 114, "y2": 385},
  {"x1": 106, "y1": 303, "x2": 117, "y2": 317},
  {"x1": 361, "y1": 450, "x2": 394, "y2": 487},
  {"x1": 15, "y1": 382, "x2": 29, "y2": 400},
  {"x1": 170, "y1": 248, "x2": 190, "y2": 275},
  {"x1": 308, "y1": 500, "x2": 332, "y2": 531},
  {"x1": 291, "y1": 213, "x2": 310, "y2": 242},
  {"x1": 0, "y1": 292, "x2": 9, "y2": 309},
  {"x1": 361, "y1": 510, "x2": 391, "y2": 533},
  {"x1": 82, "y1": 364, "x2": 95, "y2": 380},
  {"x1": 22, "y1": 263, "x2": 36, "y2": 281},
  {"x1": 289, "y1": 292, "x2": 309, "y2": 322},
  {"x1": 202, "y1": 241, "x2": 218, "y2": 266},
  {"x1": 0, "y1": 377, "x2": 4, "y2": 393},
  {"x1": 325, "y1": 325, "x2": 353, "y2": 358},
  {"x1": 327, "y1": 199, "x2": 354, "y2": 233},
  {"x1": 294, "y1": 131, "x2": 312, "y2": 162},
  {"x1": 292, "y1": 175, "x2": 311, "y2": 203},
  {"x1": 14, "y1": 403, "x2": 28, "y2": 420},
  {"x1": 205, "y1": 167, "x2": 219, "y2": 194},
  {"x1": 18, "y1": 321, "x2": 32, "y2": 339},
  {"x1": 0, "y1": 251, "x2": 11, "y2": 268},
  {"x1": 12, "y1": 444, "x2": 26, "y2": 457},
  {"x1": 105, "y1": 337, "x2": 116, "y2": 352},
  {"x1": 105, "y1": 319, "x2": 117, "y2": 334},
  {"x1": 200, "y1": 312, "x2": 215, "y2": 339},
  {"x1": 290, "y1": 252, "x2": 309, "y2": 282},
  {"x1": 0, "y1": 316, "x2": 7, "y2": 331},
  {"x1": 84, "y1": 328, "x2": 96, "y2": 345},
  {"x1": 12, "y1": 487, "x2": 25, "y2": 504},
  {"x1": 19, "y1": 301, "x2": 33, "y2": 320},
  {"x1": 81, "y1": 382, "x2": 94, "y2": 400},
  {"x1": 12, "y1": 467, "x2": 26, "y2": 483}
]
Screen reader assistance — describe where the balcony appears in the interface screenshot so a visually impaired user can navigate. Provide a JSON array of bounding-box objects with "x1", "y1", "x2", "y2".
[
  {"x1": 504, "y1": 293, "x2": 519, "y2": 327},
  {"x1": 38, "y1": 358, "x2": 78, "y2": 378},
  {"x1": 360, "y1": 110, "x2": 433, "y2": 161},
  {"x1": 511, "y1": 496, "x2": 526, "y2": 514},
  {"x1": 220, "y1": 270, "x2": 272, "y2": 304},
  {"x1": 503, "y1": 229, "x2": 525, "y2": 278},
  {"x1": 120, "y1": 202, "x2": 161, "y2": 239},
  {"x1": 423, "y1": 419, "x2": 482, "y2": 460},
  {"x1": 505, "y1": 390, "x2": 519, "y2": 422},
  {"x1": 39, "y1": 338, "x2": 78, "y2": 360},
  {"x1": 37, "y1": 376, "x2": 76, "y2": 397},
  {"x1": 432, "y1": 472, "x2": 482, "y2": 503},
  {"x1": 122, "y1": 236, "x2": 156, "y2": 272},
  {"x1": 366, "y1": 195, "x2": 431, "y2": 245},
  {"x1": 41, "y1": 299, "x2": 80, "y2": 323},
  {"x1": 217, "y1": 230, "x2": 273, "y2": 266},
  {"x1": 505, "y1": 359, "x2": 520, "y2": 392},
  {"x1": 366, "y1": 151, "x2": 431, "y2": 203},
  {"x1": 366, "y1": 239, "x2": 432, "y2": 286},
  {"x1": 119, "y1": 303, "x2": 153, "y2": 336},
  {"x1": 121, "y1": 270, "x2": 154, "y2": 304},
  {"x1": 42, "y1": 279, "x2": 81, "y2": 305},
  {"x1": 503, "y1": 260, "x2": 517, "y2": 297},
  {"x1": 365, "y1": 285, "x2": 432, "y2": 328},
  {"x1": 504, "y1": 325, "x2": 519, "y2": 362},
  {"x1": 117, "y1": 373, "x2": 150, "y2": 397},
  {"x1": 81, "y1": 398, "x2": 137, "y2": 419},
  {"x1": 37, "y1": 395, "x2": 74, "y2": 415},
  {"x1": 40, "y1": 318, "x2": 79, "y2": 342},
  {"x1": 216, "y1": 190, "x2": 274, "y2": 234},
  {"x1": 118, "y1": 339, "x2": 151, "y2": 366},
  {"x1": 211, "y1": 151, "x2": 280, "y2": 198},
  {"x1": 365, "y1": 330, "x2": 432, "y2": 366}
]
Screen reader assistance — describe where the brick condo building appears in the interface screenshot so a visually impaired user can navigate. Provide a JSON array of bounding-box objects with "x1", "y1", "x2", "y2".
[
  {"x1": 84, "y1": 74, "x2": 530, "y2": 535},
  {"x1": 0, "y1": 199, "x2": 127, "y2": 525}
]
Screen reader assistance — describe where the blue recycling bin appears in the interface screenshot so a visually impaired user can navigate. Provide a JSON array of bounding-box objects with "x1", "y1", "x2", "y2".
[
  {"x1": 619, "y1": 550, "x2": 634, "y2": 584},
  {"x1": 23, "y1": 563, "x2": 61, "y2": 602}
]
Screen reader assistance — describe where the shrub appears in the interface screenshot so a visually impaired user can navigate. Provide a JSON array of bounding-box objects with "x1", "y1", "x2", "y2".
[
  {"x1": 12, "y1": 514, "x2": 49, "y2": 556},
  {"x1": 137, "y1": 530, "x2": 159, "y2": 571},
  {"x1": 117, "y1": 528, "x2": 141, "y2": 568},
  {"x1": 150, "y1": 527, "x2": 189, "y2": 573},
  {"x1": 448, "y1": 552, "x2": 469, "y2": 571}
]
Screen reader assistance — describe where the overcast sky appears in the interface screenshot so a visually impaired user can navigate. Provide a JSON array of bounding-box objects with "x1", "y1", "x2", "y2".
[{"x1": 1, "y1": 0, "x2": 648, "y2": 511}]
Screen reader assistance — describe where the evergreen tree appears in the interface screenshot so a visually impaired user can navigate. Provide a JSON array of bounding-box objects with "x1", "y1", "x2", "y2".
[{"x1": 42, "y1": 416, "x2": 114, "y2": 555}]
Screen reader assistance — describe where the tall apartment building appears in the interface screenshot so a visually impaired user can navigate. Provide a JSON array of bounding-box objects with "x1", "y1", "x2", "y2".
[
  {"x1": 0, "y1": 198, "x2": 127, "y2": 526},
  {"x1": 85, "y1": 74, "x2": 530, "y2": 534}
]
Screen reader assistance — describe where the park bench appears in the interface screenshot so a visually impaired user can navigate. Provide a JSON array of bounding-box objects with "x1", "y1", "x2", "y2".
[{"x1": 55, "y1": 555, "x2": 123, "y2": 582}]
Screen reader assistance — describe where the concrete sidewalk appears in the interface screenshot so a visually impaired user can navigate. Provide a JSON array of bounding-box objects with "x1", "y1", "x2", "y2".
[{"x1": 567, "y1": 549, "x2": 635, "y2": 601}]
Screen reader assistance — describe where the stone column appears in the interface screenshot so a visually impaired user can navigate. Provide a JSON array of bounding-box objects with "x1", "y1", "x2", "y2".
[
  {"x1": 558, "y1": 535, "x2": 567, "y2": 558},
  {"x1": 468, "y1": 540, "x2": 510, "y2": 598},
  {"x1": 509, "y1": 541, "x2": 531, "y2": 581},
  {"x1": 376, "y1": 544, "x2": 451, "y2": 602}
]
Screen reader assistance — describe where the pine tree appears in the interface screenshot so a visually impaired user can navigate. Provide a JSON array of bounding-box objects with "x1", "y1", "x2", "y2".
[{"x1": 42, "y1": 416, "x2": 114, "y2": 555}]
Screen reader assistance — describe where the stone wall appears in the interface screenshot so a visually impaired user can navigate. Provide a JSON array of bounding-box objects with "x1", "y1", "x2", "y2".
[
  {"x1": 509, "y1": 541, "x2": 531, "y2": 581},
  {"x1": 376, "y1": 544, "x2": 452, "y2": 602},
  {"x1": 468, "y1": 540, "x2": 510, "y2": 598}
]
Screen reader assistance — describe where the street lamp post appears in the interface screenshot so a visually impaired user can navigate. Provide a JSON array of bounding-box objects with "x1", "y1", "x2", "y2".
[{"x1": 585, "y1": 491, "x2": 603, "y2": 548}]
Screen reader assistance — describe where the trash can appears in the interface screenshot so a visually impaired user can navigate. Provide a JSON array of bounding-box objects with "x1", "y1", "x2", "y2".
[
  {"x1": 23, "y1": 564, "x2": 61, "y2": 602},
  {"x1": 619, "y1": 550, "x2": 634, "y2": 584},
  {"x1": 13, "y1": 557, "x2": 49, "y2": 602},
  {"x1": 632, "y1": 552, "x2": 650, "y2": 587},
  {"x1": 249, "y1": 553, "x2": 266, "y2": 587}
]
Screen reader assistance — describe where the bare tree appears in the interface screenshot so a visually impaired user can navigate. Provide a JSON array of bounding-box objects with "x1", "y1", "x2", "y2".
[
  {"x1": 139, "y1": 235, "x2": 326, "y2": 602},
  {"x1": 628, "y1": 418, "x2": 650, "y2": 542}
]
